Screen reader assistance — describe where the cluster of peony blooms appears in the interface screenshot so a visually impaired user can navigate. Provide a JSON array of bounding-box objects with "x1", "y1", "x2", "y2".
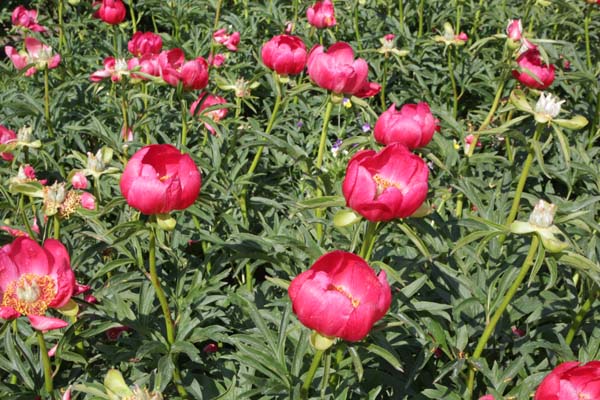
[
  {"x1": 256, "y1": 1, "x2": 438, "y2": 345},
  {"x1": 508, "y1": 19, "x2": 556, "y2": 89},
  {"x1": 90, "y1": 24, "x2": 239, "y2": 136},
  {"x1": 5, "y1": 6, "x2": 60, "y2": 77}
]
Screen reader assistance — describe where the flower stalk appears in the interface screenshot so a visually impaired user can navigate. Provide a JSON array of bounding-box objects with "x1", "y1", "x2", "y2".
[
  {"x1": 301, "y1": 349, "x2": 324, "y2": 400},
  {"x1": 417, "y1": 0, "x2": 425, "y2": 38},
  {"x1": 447, "y1": 48, "x2": 459, "y2": 119},
  {"x1": 505, "y1": 123, "x2": 544, "y2": 226},
  {"x1": 566, "y1": 286, "x2": 598, "y2": 345},
  {"x1": 359, "y1": 221, "x2": 379, "y2": 262},
  {"x1": 37, "y1": 330, "x2": 54, "y2": 396},
  {"x1": 148, "y1": 227, "x2": 188, "y2": 398},
  {"x1": 467, "y1": 235, "x2": 540, "y2": 398},
  {"x1": 43, "y1": 68, "x2": 54, "y2": 139}
]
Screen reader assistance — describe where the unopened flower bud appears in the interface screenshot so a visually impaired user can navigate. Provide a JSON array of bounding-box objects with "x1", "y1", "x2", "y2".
[{"x1": 529, "y1": 199, "x2": 556, "y2": 228}]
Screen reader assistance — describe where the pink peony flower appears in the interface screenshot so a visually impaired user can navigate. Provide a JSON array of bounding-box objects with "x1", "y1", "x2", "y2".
[
  {"x1": 261, "y1": 34, "x2": 307, "y2": 77},
  {"x1": 208, "y1": 53, "x2": 226, "y2": 68},
  {"x1": 95, "y1": 0, "x2": 126, "y2": 25},
  {"x1": 158, "y1": 49, "x2": 209, "y2": 90},
  {"x1": 374, "y1": 102, "x2": 440, "y2": 148},
  {"x1": 127, "y1": 54, "x2": 161, "y2": 80},
  {"x1": 90, "y1": 57, "x2": 129, "y2": 82},
  {"x1": 342, "y1": 143, "x2": 429, "y2": 221},
  {"x1": 213, "y1": 29, "x2": 241, "y2": 52},
  {"x1": 512, "y1": 49, "x2": 555, "y2": 89},
  {"x1": 120, "y1": 144, "x2": 202, "y2": 215},
  {"x1": 12, "y1": 6, "x2": 47, "y2": 32},
  {"x1": 190, "y1": 93, "x2": 228, "y2": 135},
  {"x1": 0, "y1": 125, "x2": 17, "y2": 161},
  {"x1": 80, "y1": 192, "x2": 96, "y2": 210},
  {"x1": 307, "y1": 0, "x2": 336, "y2": 29},
  {"x1": 288, "y1": 250, "x2": 391, "y2": 341},
  {"x1": 127, "y1": 31, "x2": 162, "y2": 57},
  {"x1": 5, "y1": 37, "x2": 61, "y2": 77},
  {"x1": 507, "y1": 19, "x2": 523, "y2": 41},
  {"x1": 307, "y1": 42, "x2": 381, "y2": 98},
  {"x1": 534, "y1": 361, "x2": 600, "y2": 400},
  {"x1": 0, "y1": 237, "x2": 75, "y2": 331},
  {"x1": 71, "y1": 172, "x2": 89, "y2": 189}
]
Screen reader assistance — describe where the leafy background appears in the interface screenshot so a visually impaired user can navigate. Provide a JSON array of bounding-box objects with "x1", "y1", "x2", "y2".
[{"x1": 0, "y1": 0, "x2": 599, "y2": 399}]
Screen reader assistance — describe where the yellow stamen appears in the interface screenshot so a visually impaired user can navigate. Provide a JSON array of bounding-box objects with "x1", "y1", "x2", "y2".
[
  {"x1": 1, "y1": 273, "x2": 56, "y2": 316},
  {"x1": 373, "y1": 174, "x2": 402, "y2": 197},
  {"x1": 330, "y1": 284, "x2": 360, "y2": 308}
]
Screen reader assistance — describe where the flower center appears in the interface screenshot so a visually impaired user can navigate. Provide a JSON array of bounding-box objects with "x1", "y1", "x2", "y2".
[
  {"x1": 373, "y1": 174, "x2": 402, "y2": 197},
  {"x1": 1, "y1": 273, "x2": 56, "y2": 315},
  {"x1": 159, "y1": 174, "x2": 171, "y2": 182},
  {"x1": 329, "y1": 284, "x2": 360, "y2": 308}
]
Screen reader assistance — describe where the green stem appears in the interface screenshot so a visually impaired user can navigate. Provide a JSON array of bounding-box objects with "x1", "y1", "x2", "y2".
[
  {"x1": 148, "y1": 227, "x2": 175, "y2": 344},
  {"x1": 398, "y1": 0, "x2": 404, "y2": 24},
  {"x1": 505, "y1": 123, "x2": 544, "y2": 226},
  {"x1": 128, "y1": 0, "x2": 137, "y2": 33},
  {"x1": 94, "y1": 176, "x2": 102, "y2": 204},
  {"x1": 455, "y1": 0, "x2": 463, "y2": 34},
  {"x1": 58, "y1": 0, "x2": 66, "y2": 52},
  {"x1": 19, "y1": 195, "x2": 36, "y2": 238},
  {"x1": 240, "y1": 77, "x2": 283, "y2": 222},
  {"x1": 213, "y1": 0, "x2": 223, "y2": 30},
  {"x1": 148, "y1": 227, "x2": 188, "y2": 398},
  {"x1": 447, "y1": 49, "x2": 458, "y2": 119},
  {"x1": 467, "y1": 236, "x2": 540, "y2": 398},
  {"x1": 359, "y1": 221, "x2": 379, "y2": 262},
  {"x1": 43, "y1": 69, "x2": 54, "y2": 139},
  {"x1": 316, "y1": 99, "x2": 334, "y2": 171},
  {"x1": 566, "y1": 286, "x2": 598, "y2": 345},
  {"x1": 466, "y1": 71, "x2": 507, "y2": 158},
  {"x1": 53, "y1": 216, "x2": 60, "y2": 240},
  {"x1": 314, "y1": 99, "x2": 335, "y2": 241},
  {"x1": 353, "y1": 0, "x2": 362, "y2": 51},
  {"x1": 245, "y1": 78, "x2": 282, "y2": 178},
  {"x1": 417, "y1": 0, "x2": 425, "y2": 38},
  {"x1": 121, "y1": 91, "x2": 129, "y2": 139},
  {"x1": 180, "y1": 97, "x2": 188, "y2": 149},
  {"x1": 380, "y1": 55, "x2": 388, "y2": 110},
  {"x1": 589, "y1": 90, "x2": 600, "y2": 150},
  {"x1": 469, "y1": 0, "x2": 485, "y2": 39},
  {"x1": 301, "y1": 349, "x2": 324, "y2": 399},
  {"x1": 584, "y1": 6, "x2": 592, "y2": 70},
  {"x1": 37, "y1": 330, "x2": 54, "y2": 396},
  {"x1": 455, "y1": 193, "x2": 464, "y2": 218}
]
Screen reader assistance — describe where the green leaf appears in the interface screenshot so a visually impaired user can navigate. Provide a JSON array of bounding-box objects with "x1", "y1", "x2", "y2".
[{"x1": 296, "y1": 196, "x2": 346, "y2": 209}]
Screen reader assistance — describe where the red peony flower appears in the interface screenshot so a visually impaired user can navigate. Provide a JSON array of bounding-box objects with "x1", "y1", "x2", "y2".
[
  {"x1": 128, "y1": 31, "x2": 163, "y2": 57},
  {"x1": 0, "y1": 237, "x2": 75, "y2": 331},
  {"x1": 306, "y1": 0, "x2": 336, "y2": 29},
  {"x1": 288, "y1": 251, "x2": 391, "y2": 341},
  {"x1": 535, "y1": 361, "x2": 600, "y2": 400},
  {"x1": 306, "y1": 42, "x2": 380, "y2": 98},
  {"x1": 158, "y1": 49, "x2": 209, "y2": 90},
  {"x1": 190, "y1": 93, "x2": 228, "y2": 135},
  {"x1": 342, "y1": 143, "x2": 429, "y2": 221},
  {"x1": 119, "y1": 144, "x2": 201, "y2": 215},
  {"x1": 0, "y1": 125, "x2": 17, "y2": 161},
  {"x1": 261, "y1": 34, "x2": 307, "y2": 77},
  {"x1": 12, "y1": 6, "x2": 46, "y2": 32},
  {"x1": 95, "y1": 0, "x2": 126, "y2": 25},
  {"x1": 374, "y1": 102, "x2": 440, "y2": 148},
  {"x1": 512, "y1": 49, "x2": 555, "y2": 89}
]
